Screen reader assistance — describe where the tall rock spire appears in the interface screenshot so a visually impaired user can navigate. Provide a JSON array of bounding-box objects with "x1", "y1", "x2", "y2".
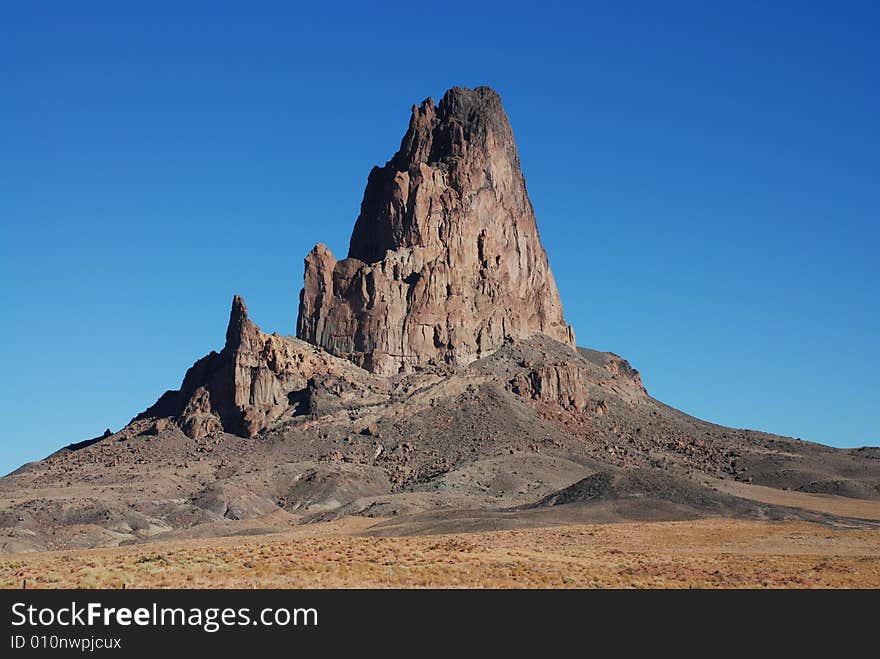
[
  {"x1": 138, "y1": 295, "x2": 292, "y2": 438},
  {"x1": 297, "y1": 86, "x2": 574, "y2": 375}
]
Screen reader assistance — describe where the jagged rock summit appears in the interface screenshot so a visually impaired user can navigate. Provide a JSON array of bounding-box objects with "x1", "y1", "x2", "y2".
[
  {"x1": 297, "y1": 86, "x2": 574, "y2": 375},
  {"x1": 128, "y1": 86, "x2": 581, "y2": 441}
]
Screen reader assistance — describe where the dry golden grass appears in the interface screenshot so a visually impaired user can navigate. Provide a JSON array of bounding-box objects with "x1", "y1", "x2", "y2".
[{"x1": 2, "y1": 518, "x2": 879, "y2": 589}]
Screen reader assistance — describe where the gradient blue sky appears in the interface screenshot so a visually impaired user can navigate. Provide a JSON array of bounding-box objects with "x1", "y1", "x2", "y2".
[{"x1": 1, "y1": 1, "x2": 877, "y2": 475}]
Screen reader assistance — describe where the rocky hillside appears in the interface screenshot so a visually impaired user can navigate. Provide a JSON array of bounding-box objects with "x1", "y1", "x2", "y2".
[{"x1": 1, "y1": 86, "x2": 877, "y2": 553}]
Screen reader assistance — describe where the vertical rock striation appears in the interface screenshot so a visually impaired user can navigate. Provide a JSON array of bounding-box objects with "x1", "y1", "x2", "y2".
[
  {"x1": 137, "y1": 295, "x2": 387, "y2": 439},
  {"x1": 137, "y1": 296, "x2": 292, "y2": 438},
  {"x1": 297, "y1": 86, "x2": 574, "y2": 375}
]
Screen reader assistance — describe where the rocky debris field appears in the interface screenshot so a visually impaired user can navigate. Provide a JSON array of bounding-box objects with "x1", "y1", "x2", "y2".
[{"x1": 1, "y1": 329, "x2": 877, "y2": 553}]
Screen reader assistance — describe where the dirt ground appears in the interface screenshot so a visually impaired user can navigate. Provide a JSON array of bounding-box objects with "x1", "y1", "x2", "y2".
[{"x1": 1, "y1": 517, "x2": 878, "y2": 589}]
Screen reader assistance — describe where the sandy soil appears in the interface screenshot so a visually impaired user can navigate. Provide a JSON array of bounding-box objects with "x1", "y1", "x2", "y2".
[{"x1": 1, "y1": 517, "x2": 878, "y2": 589}]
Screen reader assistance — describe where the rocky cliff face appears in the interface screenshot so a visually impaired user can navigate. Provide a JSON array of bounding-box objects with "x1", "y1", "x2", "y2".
[
  {"x1": 297, "y1": 86, "x2": 574, "y2": 375},
  {"x1": 137, "y1": 296, "x2": 386, "y2": 439},
  {"x1": 136, "y1": 87, "x2": 580, "y2": 439}
]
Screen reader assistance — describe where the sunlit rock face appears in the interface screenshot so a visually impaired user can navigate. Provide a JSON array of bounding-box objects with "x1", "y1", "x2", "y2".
[{"x1": 297, "y1": 86, "x2": 574, "y2": 375}]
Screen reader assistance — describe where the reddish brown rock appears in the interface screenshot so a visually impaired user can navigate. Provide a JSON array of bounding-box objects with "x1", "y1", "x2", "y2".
[
  {"x1": 509, "y1": 362, "x2": 591, "y2": 413},
  {"x1": 137, "y1": 296, "x2": 387, "y2": 439},
  {"x1": 602, "y1": 353, "x2": 647, "y2": 396},
  {"x1": 297, "y1": 86, "x2": 574, "y2": 375}
]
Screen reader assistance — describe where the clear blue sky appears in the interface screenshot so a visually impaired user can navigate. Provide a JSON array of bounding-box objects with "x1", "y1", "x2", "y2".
[{"x1": 1, "y1": 1, "x2": 877, "y2": 475}]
